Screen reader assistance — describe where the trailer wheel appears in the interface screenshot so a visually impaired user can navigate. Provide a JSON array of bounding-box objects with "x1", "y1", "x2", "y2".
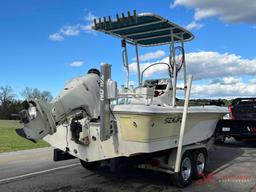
[
  {"x1": 171, "y1": 151, "x2": 193, "y2": 188},
  {"x1": 80, "y1": 159, "x2": 101, "y2": 171},
  {"x1": 192, "y1": 149, "x2": 207, "y2": 179}
]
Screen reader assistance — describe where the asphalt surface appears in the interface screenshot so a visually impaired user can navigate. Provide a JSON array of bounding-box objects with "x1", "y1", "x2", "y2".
[{"x1": 0, "y1": 139, "x2": 256, "y2": 192}]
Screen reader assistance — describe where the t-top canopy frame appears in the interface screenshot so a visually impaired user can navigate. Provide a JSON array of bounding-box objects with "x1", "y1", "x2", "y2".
[
  {"x1": 93, "y1": 11, "x2": 193, "y2": 107},
  {"x1": 92, "y1": 10, "x2": 194, "y2": 47}
]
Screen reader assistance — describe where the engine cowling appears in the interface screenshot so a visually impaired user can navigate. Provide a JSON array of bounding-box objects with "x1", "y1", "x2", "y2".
[{"x1": 16, "y1": 69, "x2": 100, "y2": 142}]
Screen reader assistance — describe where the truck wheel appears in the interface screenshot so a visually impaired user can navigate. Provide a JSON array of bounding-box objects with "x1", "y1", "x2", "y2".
[
  {"x1": 171, "y1": 151, "x2": 193, "y2": 188},
  {"x1": 80, "y1": 159, "x2": 101, "y2": 171},
  {"x1": 192, "y1": 149, "x2": 207, "y2": 179}
]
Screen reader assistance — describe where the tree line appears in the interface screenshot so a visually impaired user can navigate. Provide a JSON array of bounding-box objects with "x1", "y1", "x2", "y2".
[{"x1": 0, "y1": 85, "x2": 53, "y2": 120}]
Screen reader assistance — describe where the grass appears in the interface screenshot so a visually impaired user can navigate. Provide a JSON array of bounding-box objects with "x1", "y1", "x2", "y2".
[{"x1": 0, "y1": 120, "x2": 49, "y2": 153}]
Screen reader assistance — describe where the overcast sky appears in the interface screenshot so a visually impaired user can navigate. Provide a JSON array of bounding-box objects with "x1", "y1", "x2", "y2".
[{"x1": 0, "y1": 0, "x2": 255, "y2": 99}]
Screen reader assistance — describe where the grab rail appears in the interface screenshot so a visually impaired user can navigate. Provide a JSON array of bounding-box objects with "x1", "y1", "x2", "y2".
[{"x1": 140, "y1": 62, "x2": 172, "y2": 83}]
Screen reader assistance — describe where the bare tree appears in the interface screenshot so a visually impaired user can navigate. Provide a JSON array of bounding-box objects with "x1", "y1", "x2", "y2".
[
  {"x1": 40, "y1": 91, "x2": 53, "y2": 102},
  {"x1": 0, "y1": 85, "x2": 15, "y2": 106},
  {"x1": 21, "y1": 87, "x2": 53, "y2": 102},
  {"x1": 0, "y1": 85, "x2": 17, "y2": 119}
]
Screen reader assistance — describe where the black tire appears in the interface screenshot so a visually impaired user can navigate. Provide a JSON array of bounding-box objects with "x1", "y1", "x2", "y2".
[
  {"x1": 192, "y1": 149, "x2": 207, "y2": 179},
  {"x1": 171, "y1": 151, "x2": 193, "y2": 188},
  {"x1": 80, "y1": 159, "x2": 101, "y2": 171}
]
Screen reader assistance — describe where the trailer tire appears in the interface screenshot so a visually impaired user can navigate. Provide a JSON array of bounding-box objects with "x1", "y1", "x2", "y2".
[
  {"x1": 192, "y1": 149, "x2": 207, "y2": 179},
  {"x1": 80, "y1": 159, "x2": 101, "y2": 171},
  {"x1": 171, "y1": 151, "x2": 193, "y2": 188}
]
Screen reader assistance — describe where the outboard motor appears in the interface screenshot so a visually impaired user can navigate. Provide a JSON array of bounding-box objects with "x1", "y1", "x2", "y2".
[{"x1": 16, "y1": 69, "x2": 101, "y2": 142}]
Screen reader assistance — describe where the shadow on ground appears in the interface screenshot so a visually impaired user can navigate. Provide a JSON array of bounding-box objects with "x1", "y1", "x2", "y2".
[{"x1": 73, "y1": 138, "x2": 254, "y2": 192}]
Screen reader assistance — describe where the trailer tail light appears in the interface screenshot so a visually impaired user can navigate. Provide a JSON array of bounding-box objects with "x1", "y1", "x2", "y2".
[{"x1": 228, "y1": 105, "x2": 234, "y2": 120}]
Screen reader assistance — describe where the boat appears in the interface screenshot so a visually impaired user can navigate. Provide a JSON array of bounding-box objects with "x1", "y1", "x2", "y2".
[{"x1": 16, "y1": 11, "x2": 228, "y2": 187}]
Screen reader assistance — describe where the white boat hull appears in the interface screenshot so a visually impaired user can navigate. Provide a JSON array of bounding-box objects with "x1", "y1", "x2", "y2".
[{"x1": 44, "y1": 105, "x2": 227, "y2": 162}]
